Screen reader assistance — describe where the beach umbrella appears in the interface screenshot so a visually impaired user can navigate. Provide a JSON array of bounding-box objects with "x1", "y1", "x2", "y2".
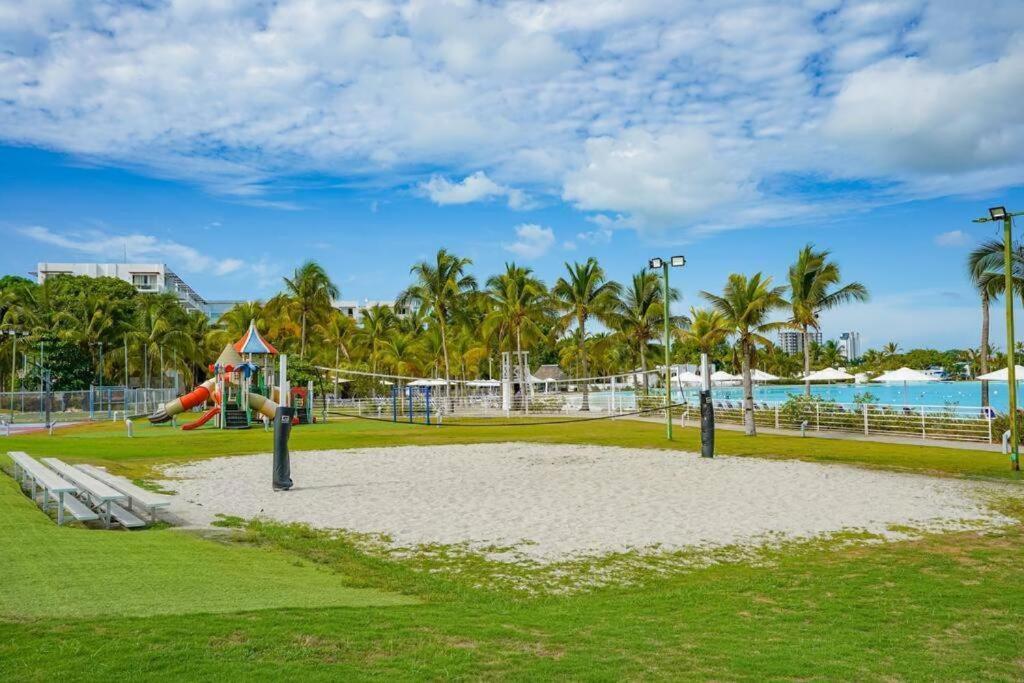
[
  {"x1": 975, "y1": 366, "x2": 1024, "y2": 381},
  {"x1": 804, "y1": 367, "x2": 855, "y2": 382},
  {"x1": 710, "y1": 370, "x2": 739, "y2": 383},
  {"x1": 750, "y1": 369, "x2": 780, "y2": 382},
  {"x1": 466, "y1": 379, "x2": 501, "y2": 387},
  {"x1": 871, "y1": 366, "x2": 939, "y2": 404},
  {"x1": 408, "y1": 378, "x2": 447, "y2": 387}
]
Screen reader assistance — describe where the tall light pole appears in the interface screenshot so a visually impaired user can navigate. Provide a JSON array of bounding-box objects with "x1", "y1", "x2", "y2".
[
  {"x1": 974, "y1": 206, "x2": 1024, "y2": 471},
  {"x1": 2, "y1": 327, "x2": 29, "y2": 418},
  {"x1": 648, "y1": 256, "x2": 685, "y2": 440}
]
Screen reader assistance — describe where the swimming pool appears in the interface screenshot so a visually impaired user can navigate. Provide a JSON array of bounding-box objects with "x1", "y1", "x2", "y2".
[{"x1": 592, "y1": 381, "x2": 1007, "y2": 410}]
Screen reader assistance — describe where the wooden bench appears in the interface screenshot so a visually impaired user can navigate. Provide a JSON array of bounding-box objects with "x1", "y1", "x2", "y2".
[
  {"x1": 75, "y1": 464, "x2": 170, "y2": 522},
  {"x1": 8, "y1": 451, "x2": 81, "y2": 526},
  {"x1": 41, "y1": 458, "x2": 136, "y2": 529}
]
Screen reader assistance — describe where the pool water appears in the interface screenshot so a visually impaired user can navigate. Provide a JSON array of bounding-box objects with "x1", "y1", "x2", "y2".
[{"x1": 593, "y1": 381, "x2": 1008, "y2": 410}]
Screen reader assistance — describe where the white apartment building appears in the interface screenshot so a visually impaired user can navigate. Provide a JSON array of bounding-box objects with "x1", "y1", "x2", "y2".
[
  {"x1": 837, "y1": 331, "x2": 861, "y2": 361},
  {"x1": 334, "y1": 298, "x2": 413, "y2": 320},
  {"x1": 35, "y1": 262, "x2": 217, "y2": 315},
  {"x1": 778, "y1": 329, "x2": 822, "y2": 354}
]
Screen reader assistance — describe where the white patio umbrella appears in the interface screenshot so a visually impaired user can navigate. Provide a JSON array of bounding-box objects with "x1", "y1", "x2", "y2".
[
  {"x1": 804, "y1": 367, "x2": 855, "y2": 382},
  {"x1": 872, "y1": 366, "x2": 939, "y2": 404},
  {"x1": 466, "y1": 379, "x2": 501, "y2": 387},
  {"x1": 408, "y1": 378, "x2": 447, "y2": 387},
  {"x1": 673, "y1": 370, "x2": 702, "y2": 384},
  {"x1": 710, "y1": 370, "x2": 739, "y2": 384},
  {"x1": 801, "y1": 367, "x2": 853, "y2": 400},
  {"x1": 976, "y1": 366, "x2": 1024, "y2": 381},
  {"x1": 750, "y1": 369, "x2": 780, "y2": 382}
]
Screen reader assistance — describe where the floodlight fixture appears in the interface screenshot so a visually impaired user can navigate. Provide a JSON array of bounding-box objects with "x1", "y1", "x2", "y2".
[
  {"x1": 648, "y1": 257, "x2": 663, "y2": 269},
  {"x1": 990, "y1": 206, "x2": 1008, "y2": 221},
  {"x1": 670, "y1": 255, "x2": 686, "y2": 267}
]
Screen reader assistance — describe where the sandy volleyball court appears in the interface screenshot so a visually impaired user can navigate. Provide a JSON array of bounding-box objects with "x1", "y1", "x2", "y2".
[{"x1": 160, "y1": 443, "x2": 1014, "y2": 562}]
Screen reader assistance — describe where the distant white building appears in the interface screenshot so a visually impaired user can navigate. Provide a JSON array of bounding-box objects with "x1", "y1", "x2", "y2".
[
  {"x1": 33, "y1": 262, "x2": 237, "y2": 318},
  {"x1": 334, "y1": 298, "x2": 414, "y2": 320},
  {"x1": 779, "y1": 329, "x2": 822, "y2": 354},
  {"x1": 837, "y1": 331, "x2": 861, "y2": 361}
]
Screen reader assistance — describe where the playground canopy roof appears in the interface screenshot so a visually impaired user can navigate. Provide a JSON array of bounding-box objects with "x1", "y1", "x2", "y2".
[{"x1": 234, "y1": 320, "x2": 278, "y2": 355}]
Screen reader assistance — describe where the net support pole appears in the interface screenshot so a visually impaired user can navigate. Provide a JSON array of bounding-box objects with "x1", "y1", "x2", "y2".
[
  {"x1": 272, "y1": 405, "x2": 294, "y2": 491},
  {"x1": 700, "y1": 353, "x2": 715, "y2": 458}
]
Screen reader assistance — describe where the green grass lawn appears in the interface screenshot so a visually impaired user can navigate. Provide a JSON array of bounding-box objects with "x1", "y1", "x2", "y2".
[{"x1": 2, "y1": 418, "x2": 1024, "y2": 680}]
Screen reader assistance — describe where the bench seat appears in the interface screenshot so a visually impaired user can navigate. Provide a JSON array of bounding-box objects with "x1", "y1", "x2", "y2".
[
  {"x1": 8, "y1": 451, "x2": 80, "y2": 525},
  {"x1": 75, "y1": 464, "x2": 170, "y2": 520},
  {"x1": 48, "y1": 490, "x2": 100, "y2": 522},
  {"x1": 107, "y1": 501, "x2": 146, "y2": 529}
]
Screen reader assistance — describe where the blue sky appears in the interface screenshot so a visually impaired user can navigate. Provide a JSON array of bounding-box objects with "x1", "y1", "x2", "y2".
[{"x1": 2, "y1": 0, "x2": 1024, "y2": 350}]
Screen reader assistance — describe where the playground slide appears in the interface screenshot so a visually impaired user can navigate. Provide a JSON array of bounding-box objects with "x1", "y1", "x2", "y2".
[
  {"x1": 247, "y1": 392, "x2": 280, "y2": 420},
  {"x1": 182, "y1": 406, "x2": 219, "y2": 431},
  {"x1": 150, "y1": 378, "x2": 216, "y2": 424}
]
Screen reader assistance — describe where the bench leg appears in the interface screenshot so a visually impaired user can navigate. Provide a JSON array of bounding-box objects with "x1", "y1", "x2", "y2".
[
  {"x1": 57, "y1": 491, "x2": 65, "y2": 526},
  {"x1": 103, "y1": 501, "x2": 112, "y2": 529}
]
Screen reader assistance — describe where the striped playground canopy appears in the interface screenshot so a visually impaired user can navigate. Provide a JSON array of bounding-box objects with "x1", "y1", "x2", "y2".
[{"x1": 234, "y1": 320, "x2": 278, "y2": 355}]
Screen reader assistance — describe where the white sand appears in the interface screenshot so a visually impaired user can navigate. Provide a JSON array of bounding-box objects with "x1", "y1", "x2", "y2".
[{"x1": 159, "y1": 443, "x2": 1015, "y2": 562}]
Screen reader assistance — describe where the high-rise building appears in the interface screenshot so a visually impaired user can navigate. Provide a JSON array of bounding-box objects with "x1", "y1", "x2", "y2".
[
  {"x1": 778, "y1": 330, "x2": 822, "y2": 354},
  {"x1": 837, "y1": 331, "x2": 861, "y2": 361}
]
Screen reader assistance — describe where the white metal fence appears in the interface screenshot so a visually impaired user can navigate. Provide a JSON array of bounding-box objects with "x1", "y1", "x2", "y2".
[
  {"x1": 325, "y1": 391, "x2": 996, "y2": 444},
  {"x1": 0, "y1": 387, "x2": 178, "y2": 425}
]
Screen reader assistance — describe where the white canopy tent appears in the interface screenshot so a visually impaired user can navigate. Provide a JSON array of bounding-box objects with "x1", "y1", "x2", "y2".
[{"x1": 673, "y1": 370, "x2": 702, "y2": 384}]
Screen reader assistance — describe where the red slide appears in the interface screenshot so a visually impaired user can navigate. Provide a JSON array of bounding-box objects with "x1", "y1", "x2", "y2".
[{"x1": 181, "y1": 406, "x2": 220, "y2": 431}]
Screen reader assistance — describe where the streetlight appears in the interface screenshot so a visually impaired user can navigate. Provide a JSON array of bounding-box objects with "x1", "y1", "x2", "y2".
[
  {"x1": 974, "y1": 205, "x2": 1024, "y2": 471},
  {"x1": 648, "y1": 255, "x2": 685, "y2": 440},
  {"x1": 1, "y1": 327, "x2": 30, "y2": 418}
]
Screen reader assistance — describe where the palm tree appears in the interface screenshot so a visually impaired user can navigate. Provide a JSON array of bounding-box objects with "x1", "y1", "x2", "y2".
[
  {"x1": 881, "y1": 341, "x2": 901, "y2": 358},
  {"x1": 399, "y1": 249, "x2": 477, "y2": 401},
  {"x1": 314, "y1": 310, "x2": 357, "y2": 395},
  {"x1": 354, "y1": 305, "x2": 397, "y2": 385},
  {"x1": 676, "y1": 307, "x2": 731, "y2": 371},
  {"x1": 132, "y1": 294, "x2": 187, "y2": 389},
  {"x1": 967, "y1": 239, "x2": 1024, "y2": 406},
  {"x1": 702, "y1": 273, "x2": 787, "y2": 436},
  {"x1": 483, "y1": 263, "x2": 549, "y2": 405},
  {"x1": 282, "y1": 261, "x2": 339, "y2": 357},
  {"x1": 613, "y1": 271, "x2": 680, "y2": 395},
  {"x1": 788, "y1": 244, "x2": 868, "y2": 396},
  {"x1": 818, "y1": 339, "x2": 843, "y2": 369},
  {"x1": 217, "y1": 301, "x2": 266, "y2": 337},
  {"x1": 552, "y1": 258, "x2": 622, "y2": 410},
  {"x1": 378, "y1": 330, "x2": 425, "y2": 379}
]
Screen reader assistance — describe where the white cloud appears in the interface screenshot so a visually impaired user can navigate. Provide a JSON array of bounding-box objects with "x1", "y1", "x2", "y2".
[
  {"x1": 215, "y1": 258, "x2": 245, "y2": 275},
  {"x1": 823, "y1": 48, "x2": 1024, "y2": 177},
  {"x1": 502, "y1": 223, "x2": 555, "y2": 259},
  {"x1": 563, "y1": 129, "x2": 750, "y2": 230},
  {"x1": 20, "y1": 225, "x2": 247, "y2": 278},
  {"x1": 935, "y1": 230, "x2": 969, "y2": 248},
  {"x1": 420, "y1": 172, "x2": 531, "y2": 209},
  {"x1": 0, "y1": 1, "x2": 1022, "y2": 236}
]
